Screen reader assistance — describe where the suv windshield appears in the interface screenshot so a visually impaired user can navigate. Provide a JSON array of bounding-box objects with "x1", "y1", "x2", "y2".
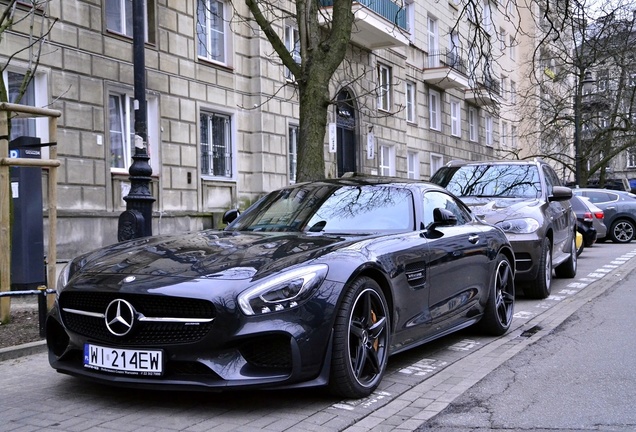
[{"x1": 432, "y1": 164, "x2": 542, "y2": 199}]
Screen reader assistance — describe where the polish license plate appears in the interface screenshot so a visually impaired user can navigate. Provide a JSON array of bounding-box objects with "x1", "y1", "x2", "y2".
[{"x1": 84, "y1": 344, "x2": 163, "y2": 376}]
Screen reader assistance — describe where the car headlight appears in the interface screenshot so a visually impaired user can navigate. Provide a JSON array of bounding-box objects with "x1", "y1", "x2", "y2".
[
  {"x1": 496, "y1": 218, "x2": 540, "y2": 234},
  {"x1": 56, "y1": 261, "x2": 72, "y2": 291},
  {"x1": 238, "y1": 264, "x2": 328, "y2": 315}
]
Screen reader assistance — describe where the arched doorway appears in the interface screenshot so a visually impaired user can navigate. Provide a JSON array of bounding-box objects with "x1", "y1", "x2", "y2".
[{"x1": 336, "y1": 89, "x2": 357, "y2": 177}]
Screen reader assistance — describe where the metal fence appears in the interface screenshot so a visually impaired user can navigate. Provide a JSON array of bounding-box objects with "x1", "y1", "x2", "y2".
[{"x1": 0, "y1": 288, "x2": 56, "y2": 337}]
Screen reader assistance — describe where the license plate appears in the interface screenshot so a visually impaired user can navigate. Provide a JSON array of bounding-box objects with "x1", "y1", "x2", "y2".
[{"x1": 84, "y1": 344, "x2": 163, "y2": 376}]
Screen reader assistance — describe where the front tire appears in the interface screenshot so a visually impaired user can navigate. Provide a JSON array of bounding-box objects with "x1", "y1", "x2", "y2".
[
  {"x1": 329, "y1": 277, "x2": 390, "y2": 399},
  {"x1": 610, "y1": 219, "x2": 635, "y2": 243},
  {"x1": 478, "y1": 254, "x2": 515, "y2": 336},
  {"x1": 555, "y1": 232, "x2": 577, "y2": 278},
  {"x1": 524, "y1": 238, "x2": 552, "y2": 299}
]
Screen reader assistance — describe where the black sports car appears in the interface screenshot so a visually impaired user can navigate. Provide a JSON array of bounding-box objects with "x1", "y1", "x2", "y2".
[{"x1": 46, "y1": 176, "x2": 515, "y2": 398}]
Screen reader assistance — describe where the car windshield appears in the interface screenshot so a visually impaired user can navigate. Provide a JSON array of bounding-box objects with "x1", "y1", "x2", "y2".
[
  {"x1": 434, "y1": 164, "x2": 542, "y2": 198},
  {"x1": 227, "y1": 184, "x2": 414, "y2": 233}
]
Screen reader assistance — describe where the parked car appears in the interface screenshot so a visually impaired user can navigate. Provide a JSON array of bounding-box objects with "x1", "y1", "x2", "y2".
[
  {"x1": 572, "y1": 188, "x2": 636, "y2": 243},
  {"x1": 577, "y1": 195, "x2": 607, "y2": 240},
  {"x1": 46, "y1": 177, "x2": 515, "y2": 398},
  {"x1": 431, "y1": 159, "x2": 577, "y2": 299},
  {"x1": 569, "y1": 195, "x2": 599, "y2": 248}
]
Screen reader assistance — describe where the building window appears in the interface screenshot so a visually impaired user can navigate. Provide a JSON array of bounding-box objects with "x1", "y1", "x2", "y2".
[
  {"x1": 430, "y1": 153, "x2": 443, "y2": 177},
  {"x1": 509, "y1": 35, "x2": 516, "y2": 60},
  {"x1": 5, "y1": 71, "x2": 36, "y2": 139},
  {"x1": 468, "y1": 107, "x2": 478, "y2": 142},
  {"x1": 483, "y1": 1, "x2": 492, "y2": 34},
  {"x1": 627, "y1": 148, "x2": 636, "y2": 168},
  {"x1": 406, "y1": 81, "x2": 416, "y2": 123},
  {"x1": 511, "y1": 125, "x2": 518, "y2": 148},
  {"x1": 197, "y1": 0, "x2": 229, "y2": 65},
  {"x1": 200, "y1": 111, "x2": 232, "y2": 178},
  {"x1": 105, "y1": 0, "x2": 155, "y2": 43},
  {"x1": 450, "y1": 99, "x2": 461, "y2": 137},
  {"x1": 405, "y1": 0, "x2": 415, "y2": 43},
  {"x1": 108, "y1": 90, "x2": 159, "y2": 173},
  {"x1": 289, "y1": 125, "x2": 298, "y2": 183},
  {"x1": 501, "y1": 121, "x2": 508, "y2": 146},
  {"x1": 510, "y1": 80, "x2": 517, "y2": 103},
  {"x1": 407, "y1": 151, "x2": 419, "y2": 179},
  {"x1": 429, "y1": 89, "x2": 441, "y2": 131},
  {"x1": 427, "y1": 16, "x2": 439, "y2": 67},
  {"x1": 284, "y1": 24, "x2": 300, "y2": 81},
  {"x1": 499, "y1": 27, "x2": 506, "y2": 51},
  {"x1": 378, "y1": 64, "x2": 391, "y2": 111},
  {"x1": 500, "y1": 76, "x2": 507, "y2": 100},
  {"x1": 379, "y1": 145, "x2": 395, "y2": 176},
  {"x1": 485, "y1": 115, "x2": 493, "y2": 146}
]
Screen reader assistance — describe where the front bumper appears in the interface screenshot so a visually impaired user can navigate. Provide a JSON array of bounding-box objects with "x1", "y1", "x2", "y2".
[
  {"x1": 46, "y1": 286, "x2": 340, "y2": 391},
  {"x1": 507, "y1": 236, "x2": 543, "y2": 282}
]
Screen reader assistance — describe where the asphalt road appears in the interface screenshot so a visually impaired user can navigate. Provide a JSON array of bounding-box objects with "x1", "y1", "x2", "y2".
[
  {"x1": 419, "y1": 243, "x2": 636, "y2": 432},
  {"x1": 1, "y1": 242, "x2": 635, "y2": 431}
]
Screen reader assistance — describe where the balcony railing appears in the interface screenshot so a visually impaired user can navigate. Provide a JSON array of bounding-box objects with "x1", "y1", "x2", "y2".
[
  {"x1": 426, "y1": 50, "x2": 467, "y2": 75},
  {"x1": 320, "y1": 0, "x2": 407, "y2": 30}
]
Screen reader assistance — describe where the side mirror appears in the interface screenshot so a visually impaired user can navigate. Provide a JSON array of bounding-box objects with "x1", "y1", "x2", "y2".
[
  {"x1": 222, "y1": 209, "x2": 241, "y2": 225},
  {"x1": 549, "y1": 186, "x2": 573, "y2": 202}
]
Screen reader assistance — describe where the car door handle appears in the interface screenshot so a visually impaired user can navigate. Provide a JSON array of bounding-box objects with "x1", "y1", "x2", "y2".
[
  {"x1": 468, "y1": 234, "x2": 479, "y2": 244},
  {"x1": 605, "y1": 206, "x2": 615, "y2": 210}
]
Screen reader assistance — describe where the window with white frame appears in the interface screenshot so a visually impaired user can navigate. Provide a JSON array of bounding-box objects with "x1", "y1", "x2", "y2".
[
  {"x1": 430, "y1": 153, "x2": 443, "y2": 177},
  {"x1": 449, "y1": 31, "x2": 460, "y2": 67},
  {"x1": 289, "y1": 125, "x2": 298, "y2": 183},
  {"x1": 5, "y1": 71, "x2": 37, "y2": 139},
  {"x1": 429, "y1": 89, "x2": 441, "y2": 131},
  {"x1": 499, "y1": 27, "x2": 506, "y2": 51},
  {"x1": 511, "y1": 125, "x2": 518, "y2": 148},
  {"x1": 200, "y1": 111, "x2": 233, "y2": 178},
  {"x1": 468, "y1": 107, "x2": 478, "y2": 142},
  {"x1": 485, "y1": 115, "x2": 493, "y2": 146},
  {"x1": 197, "y1": 0, "x2": 229, "y2": 65},
  {"x1": 407, "y1": 151, "x2": 419, "y2": 179},
  {"x1": 501, "y1": 121, "x2": 508, "y2": 146},
  {"x1": 379, "y1": 145, "x2": 395, "y2": 176},
  {"x1": 500, "y1": 76, "x2": 507, "y2": 100},
  {"x1": 108, "y1": 90, "x2": 160, "y2": 173},
  {"x1": 378, "y1": 64, "x2": 391, "y2": 111},
  {"x1": 406, "y1": 81, "x2": 416, "y2": 123},
  {"x1": 284, "y1": 24, "x2": 300, "y2": 80},
  {"x1": 509, "y1": 35, "x2": 516, "y2": 60},
  {"x1": 427, "y1": 16, "x2": 439, "y2": 67},
  {"x1": 450, "y1": 98, "x2": 461, "y2": 137},
  {"x1": 106, "y1": 0, "x2": 155, "y2": 43},
  {"x1": 510, "y1": 80, "x2": 517, "y2": 103},
  {"x1": 483, "y1": 1, "x2": 492, "y2": 34},
  {"x1": 628, "y1": 148, "x2": 636, "y2": 168},
  {"x1": 405, "y1": 0, "x2": 415, "y2": 43}
]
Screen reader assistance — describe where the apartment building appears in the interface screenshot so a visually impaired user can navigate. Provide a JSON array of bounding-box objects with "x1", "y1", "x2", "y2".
[{"x1": 1, "y1": 0, "x2": 534, "y2": 259}]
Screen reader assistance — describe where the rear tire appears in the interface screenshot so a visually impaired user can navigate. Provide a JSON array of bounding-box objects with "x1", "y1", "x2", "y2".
[
  {"x1": 610, "y1": 219, "x2": 635, "y2": 243},
  {"x1": 329, "y1": 277, "x2": 390, "y2": 398},
  {"x1": 478, "y1": 254, "x2": 514, "y2": 336}
]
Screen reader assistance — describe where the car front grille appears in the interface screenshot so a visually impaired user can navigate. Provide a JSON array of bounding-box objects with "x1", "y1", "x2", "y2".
[
  {"x1": 239, "y1": 334, "x2": 292, "y2": 370},
  {"x1": 59, "y1": 291, "x2": 216, "y2": 345}
]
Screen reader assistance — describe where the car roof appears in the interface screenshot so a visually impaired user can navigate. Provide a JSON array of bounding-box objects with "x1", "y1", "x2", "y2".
[
  {"x1": 443, "y1": 158, "x2": 545, "y2": 168},
  {"x1": 287, "y1": 174, "x2": 443, "y2": 191}
]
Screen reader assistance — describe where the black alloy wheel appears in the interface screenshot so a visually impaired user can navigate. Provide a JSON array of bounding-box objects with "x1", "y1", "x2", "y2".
[
  {"x1": 329, "y1": 277, "x2": 390, "y2": 398},
  {"x1": 479, "y1": 254, "x2": 515, "y2": 336},
  {"x1": 524, "y1": 238, "x2": 552, "y2": 299}
]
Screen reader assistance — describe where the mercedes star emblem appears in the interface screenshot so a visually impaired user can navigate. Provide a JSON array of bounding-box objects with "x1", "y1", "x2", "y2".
[{"x1": 105, "y1": 299, "x2": 136, "y2": 336}]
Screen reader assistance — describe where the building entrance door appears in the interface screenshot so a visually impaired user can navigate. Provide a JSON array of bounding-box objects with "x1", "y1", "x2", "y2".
[{"x1": 336, "y1": 90, "x2": 357, "y2": 177}]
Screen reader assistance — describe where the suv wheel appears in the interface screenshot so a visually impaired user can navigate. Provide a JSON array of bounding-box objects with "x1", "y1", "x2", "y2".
[
  {"x1": 609, "y1": 219, "x2": 635, "y2": 243},
  {"x1": 555, "y1": 232, "x2": 577, "y2": 278},
  {"x1": 524, "y1": 238, "x2": 551, "y2": 299}
]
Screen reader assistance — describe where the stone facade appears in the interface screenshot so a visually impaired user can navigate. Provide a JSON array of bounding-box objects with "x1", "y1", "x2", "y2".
[{"x1": 1, "y1": 0, "x2": 534, "y2": 260}]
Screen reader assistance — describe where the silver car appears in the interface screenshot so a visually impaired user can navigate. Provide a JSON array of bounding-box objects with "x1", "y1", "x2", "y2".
[
  {"x1": 572, "y1": 188, "x2": 636, "y2": 243},
  {"x1": 576, "y1": 196, "x2": 607, "y2": 240}
]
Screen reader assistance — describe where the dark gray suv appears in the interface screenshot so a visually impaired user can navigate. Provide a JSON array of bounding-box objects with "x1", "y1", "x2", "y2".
[{"x1": 431, "y1": 159, "x2": 577, "y2": 299}]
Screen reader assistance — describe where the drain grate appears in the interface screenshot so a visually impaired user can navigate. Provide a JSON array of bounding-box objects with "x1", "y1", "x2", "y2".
[{"x1": 520, "y1": 325, "x2": 542, "y2": 337}]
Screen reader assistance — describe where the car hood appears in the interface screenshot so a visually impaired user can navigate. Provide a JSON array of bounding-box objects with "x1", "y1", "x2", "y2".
[
  {"x1": 67, "y1": 230, "x2": 356, "y2": 283},
  {"x1": 459, "y1": 196, "x2": 541, "y2": 224}
]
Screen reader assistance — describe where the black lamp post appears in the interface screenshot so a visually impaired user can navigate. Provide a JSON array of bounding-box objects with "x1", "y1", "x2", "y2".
[{"x1": 117, "y1": 0, "x2": 155, "y2": 241}]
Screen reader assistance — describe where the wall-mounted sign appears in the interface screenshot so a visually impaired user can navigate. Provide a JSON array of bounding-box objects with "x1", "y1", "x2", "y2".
[
  {"x1": 328, "y1": 123, "x2": 337, "y2": 153},
  {"x1": 367, "y1": 132, "x2": 375, "y2": 159}
]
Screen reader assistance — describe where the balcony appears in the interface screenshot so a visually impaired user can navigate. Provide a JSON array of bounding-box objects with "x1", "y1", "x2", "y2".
[
  {"x1": 465, "y1": 77, "x2": 501, "y2": 106},
  {"x1": 421, "y1": 51, "x2": 469, "y2": 90},
  {"x1": 319, "y1": 0, "x2": 410, "y2": 50}
]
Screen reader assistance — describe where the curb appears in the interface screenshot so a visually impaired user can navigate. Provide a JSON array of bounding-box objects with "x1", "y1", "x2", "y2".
[{"x1": 0, "y1": 340, "x2": 47, "y2": 362}]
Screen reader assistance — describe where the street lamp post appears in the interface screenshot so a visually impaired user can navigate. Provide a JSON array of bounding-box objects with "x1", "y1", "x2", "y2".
[{"x1": 117, "y1": 0, "x2": 155, "y2": 241}]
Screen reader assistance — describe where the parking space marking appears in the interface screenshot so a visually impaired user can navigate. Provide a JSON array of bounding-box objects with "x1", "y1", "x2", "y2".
[
  {"x1": 399, "y1": 358, "x2": 448, "y2": 376},
  {"x1": 448, "y1": 339, "x2": 481, "y2": 352},
  {"x1": 513, "y1": 311, "x2": 535, "y2": 319},
  {"x1": 331, "y1": 391, "x2": 392, "y2": 411}
]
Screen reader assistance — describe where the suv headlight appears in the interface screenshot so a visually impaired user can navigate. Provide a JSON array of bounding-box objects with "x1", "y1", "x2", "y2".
[
  {"x1": 238, "y1": 264, "x2": 329, "y2": 315},
  {"x1": 496, "y1": 218, "x2": 540, "y2": 234}
]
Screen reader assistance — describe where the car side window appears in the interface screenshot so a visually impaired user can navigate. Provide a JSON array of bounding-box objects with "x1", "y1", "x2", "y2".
[
  {"x1": 585, "y1": 191, "x2": 614, "y2": 204},
  {"x1": 542, "y1": 165, "x2": 560, "y2": 196},
  {"x1": 423, "y1": 191, "x2": 472, "y2": 227}
]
